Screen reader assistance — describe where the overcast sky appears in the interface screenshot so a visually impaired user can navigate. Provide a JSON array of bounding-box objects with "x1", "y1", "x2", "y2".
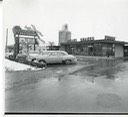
[{"x1": 3, "y1": 0, "x2": 128, "y2": 45}]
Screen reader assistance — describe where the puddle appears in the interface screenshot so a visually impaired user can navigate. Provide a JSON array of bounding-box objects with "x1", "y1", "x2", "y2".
[{"x1": 70, "y1": 60, "x2": 125, "y2": 80}]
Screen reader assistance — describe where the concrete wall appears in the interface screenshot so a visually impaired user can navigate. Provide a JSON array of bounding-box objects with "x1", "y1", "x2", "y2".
[{"x1": 115, "y1": 44, "x2": 124, "y2": 57}]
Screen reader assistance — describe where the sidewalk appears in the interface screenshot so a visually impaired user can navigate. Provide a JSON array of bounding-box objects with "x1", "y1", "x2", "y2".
[{"x1": 75, "y1": 55, "x2": 128, "y2": 61}]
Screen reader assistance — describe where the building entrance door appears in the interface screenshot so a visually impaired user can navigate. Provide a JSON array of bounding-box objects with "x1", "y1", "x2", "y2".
[{"x1": 88, "y1": 46, "x2": 93, "y2": 56}]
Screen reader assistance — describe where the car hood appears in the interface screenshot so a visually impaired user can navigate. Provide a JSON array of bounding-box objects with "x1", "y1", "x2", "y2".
[{"x1": 29, "y1": 54, "x2": 39, "y2": 57}]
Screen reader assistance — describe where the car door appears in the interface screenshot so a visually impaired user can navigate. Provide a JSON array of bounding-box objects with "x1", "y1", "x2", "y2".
[{"x1": 49, "y1": 52, "x2": 61, "y2": 63}]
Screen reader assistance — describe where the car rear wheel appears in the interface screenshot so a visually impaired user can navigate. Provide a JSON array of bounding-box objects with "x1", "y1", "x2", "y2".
[
  {"x1": 64, "y1": 60, "x2": 71, "y2": 65},
  {"x1": 39, "y1": 60, "x2": 47, "y2": 68}
]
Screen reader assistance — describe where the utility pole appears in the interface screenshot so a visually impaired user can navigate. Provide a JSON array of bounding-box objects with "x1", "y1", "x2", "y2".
[{"x1": 5, "y1": 28, "x2": 8, "y2": 52}]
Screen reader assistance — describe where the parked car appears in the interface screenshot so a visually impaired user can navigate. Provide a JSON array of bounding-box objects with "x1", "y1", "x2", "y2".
[
  {"x1": 16, "y1": 52, "x2": 28, "y2": 63},
  {"x1": 5, "y1": 52, "x2": 14, "y2": 60},
  {"x1": 26, "y1": 51, "x2": 77, "y2": 65}
]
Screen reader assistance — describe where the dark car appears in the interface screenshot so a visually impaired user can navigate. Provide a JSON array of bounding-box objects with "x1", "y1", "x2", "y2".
[{"x1": 16, "y1": 52, "x2": 28, "y2": 63}]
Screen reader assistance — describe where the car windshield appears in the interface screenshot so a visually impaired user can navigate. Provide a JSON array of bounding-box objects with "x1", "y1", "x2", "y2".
[{"x1": 57, "y1": 52, "x2": 68, "y2": 56}]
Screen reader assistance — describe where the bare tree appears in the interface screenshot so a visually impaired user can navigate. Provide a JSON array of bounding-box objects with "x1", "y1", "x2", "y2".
[{"x1": 24, "y1": 25, "x2": 45, "y2": 44}]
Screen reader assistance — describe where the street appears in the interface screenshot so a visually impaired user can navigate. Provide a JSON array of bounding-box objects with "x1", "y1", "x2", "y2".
[{"x1": 5, "y1": 60, "x2": 128, "y2": 113}]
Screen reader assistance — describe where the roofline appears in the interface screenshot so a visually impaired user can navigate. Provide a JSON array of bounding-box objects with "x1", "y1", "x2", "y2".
[
  {"x1": 60, "y1": 39, "x2": 128, "y2": 45},
  {"x1": 46, "y1": 45, "x2": 60, "y2": 47}
]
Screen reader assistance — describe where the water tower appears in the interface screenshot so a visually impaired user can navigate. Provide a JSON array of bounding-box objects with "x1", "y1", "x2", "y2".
[{"x1": 59, "y1": 24, "x2": 71, "y2": 44}]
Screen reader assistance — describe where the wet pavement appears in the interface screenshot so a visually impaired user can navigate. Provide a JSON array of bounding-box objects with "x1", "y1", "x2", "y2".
[{"x1": 5, "y1": 60, "x2": 128, "y2": 113}]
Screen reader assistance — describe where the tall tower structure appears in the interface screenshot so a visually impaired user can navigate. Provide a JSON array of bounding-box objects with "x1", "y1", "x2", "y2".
[{"x1": 59, "y1": 24, "x2": 71, "y2": 44}]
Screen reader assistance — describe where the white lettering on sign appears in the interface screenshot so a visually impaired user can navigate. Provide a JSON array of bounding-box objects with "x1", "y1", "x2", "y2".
[
  {"x1": 19, "y1": 38, "x2": 26, "y2": 43},
  {"x1": 27, "y1": 38, "x2": 35, "y2": 44},
  {"x1": 19, "y1": 35, "x2": 37, "y2": 38},
  {"x1": 19, "y1": 38, "x2": 35, "y2": 44}
]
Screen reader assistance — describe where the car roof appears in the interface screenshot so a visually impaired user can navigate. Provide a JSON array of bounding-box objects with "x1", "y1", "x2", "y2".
[{"x1": 43, "y1": 51, "x2": 66, "y2": 53}]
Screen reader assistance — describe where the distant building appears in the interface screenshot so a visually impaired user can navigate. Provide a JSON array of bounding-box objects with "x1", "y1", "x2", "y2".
[
  {"x1": 60, "y1": 35, "x2": 128, "y2": 58},
  {"x1": 59, "y1": 24, "x2": 71, "y2": 44},
  {"x1": 46, "y1": 45, "x2": 60, "y2": 50}
]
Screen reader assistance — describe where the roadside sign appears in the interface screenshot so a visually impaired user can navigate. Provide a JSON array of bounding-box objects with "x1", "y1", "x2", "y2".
[{"x1": 19, "y1": 38, "x2": 35, "y2": 44}]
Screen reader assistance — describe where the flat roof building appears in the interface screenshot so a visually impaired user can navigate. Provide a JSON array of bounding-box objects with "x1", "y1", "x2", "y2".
[{"x1": 60, "y1": 36, "x2": 128, "y2": 58}]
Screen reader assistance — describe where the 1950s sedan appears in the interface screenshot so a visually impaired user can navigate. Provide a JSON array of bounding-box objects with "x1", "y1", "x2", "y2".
[{"x1": 26, "y1": 51, "x2": 77, "y2": 65}]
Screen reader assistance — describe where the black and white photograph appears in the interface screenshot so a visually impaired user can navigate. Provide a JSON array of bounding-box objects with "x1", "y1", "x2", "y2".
[{"x1": 3, "y1": 0, "x2": 128, "y2": 115}]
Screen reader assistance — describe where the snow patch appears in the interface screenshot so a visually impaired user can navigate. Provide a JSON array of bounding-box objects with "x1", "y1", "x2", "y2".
[{"x1": 4, "y1": 59, "x2": 43, "y2": 71}]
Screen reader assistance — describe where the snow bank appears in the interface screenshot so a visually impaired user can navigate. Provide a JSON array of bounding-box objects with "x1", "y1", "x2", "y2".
[{"x1": 5, "y1": 59, "x2": 43, "y2": 71}]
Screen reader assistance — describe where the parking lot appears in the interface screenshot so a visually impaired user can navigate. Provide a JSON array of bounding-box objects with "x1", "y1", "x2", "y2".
[{"x1": 5, "y1": 60, "x2": 128, "y2": 113}]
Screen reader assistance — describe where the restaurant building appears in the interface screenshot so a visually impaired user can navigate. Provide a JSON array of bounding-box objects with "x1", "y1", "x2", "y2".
[{"x1": 60, "y1": 36, "x2": 128, "y2": 58}]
